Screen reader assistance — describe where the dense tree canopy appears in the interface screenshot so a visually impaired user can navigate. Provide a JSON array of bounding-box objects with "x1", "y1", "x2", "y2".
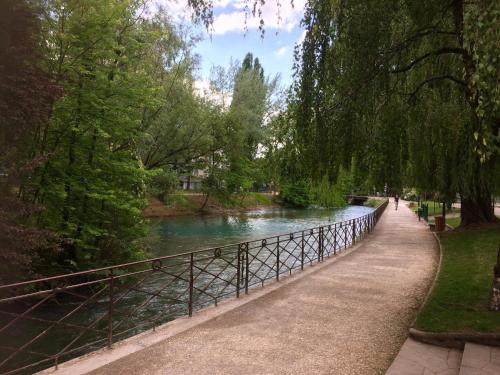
[{"x1": 285, "y1": 0, "x2": 499, "y2": 224}]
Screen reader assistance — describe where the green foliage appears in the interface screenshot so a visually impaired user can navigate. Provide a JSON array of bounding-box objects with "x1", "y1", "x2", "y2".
[
  {"x1": 289, "y1": 0, "x2": 499, "y2": 223},
  {"x1": 280, "y1": 180, "x2": 311, "y2": 208},
  {"x1": 309, "y1": 176, "x2": 346, "y2": 208},
  {"x1": 148, "y1": 167, "x2": 179, "y2": 202},
  {"x1": 280, "y1": 177, "x2": 345, "y2": 208}
]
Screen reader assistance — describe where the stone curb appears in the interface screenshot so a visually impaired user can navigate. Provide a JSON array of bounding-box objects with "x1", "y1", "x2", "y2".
[{"x1": 409, "y1": 328, "x2": 500, "y2": 349}]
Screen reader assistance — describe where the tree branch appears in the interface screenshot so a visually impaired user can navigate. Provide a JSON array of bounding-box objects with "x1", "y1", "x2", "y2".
[
  {"x1": 391, "y1": 47, "x2": 464, "y2": 74},
  {"x1": 405, "y1": 75, "x2": 466, "y2": 99}
]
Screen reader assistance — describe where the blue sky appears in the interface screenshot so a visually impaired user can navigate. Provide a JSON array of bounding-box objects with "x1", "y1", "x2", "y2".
[{"x1": 163, "y1": 0, "x2": 306, "y2": 89}]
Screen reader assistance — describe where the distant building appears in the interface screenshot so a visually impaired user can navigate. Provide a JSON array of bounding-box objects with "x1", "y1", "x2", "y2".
[{"x1": 179, "y1": 169, "x2": 206, "y2": 190}]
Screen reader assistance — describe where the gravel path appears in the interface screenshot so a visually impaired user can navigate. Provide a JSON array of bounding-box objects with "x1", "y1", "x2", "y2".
[{"x1": 89, "y1": 200, "x2": 438, "y2": 375}]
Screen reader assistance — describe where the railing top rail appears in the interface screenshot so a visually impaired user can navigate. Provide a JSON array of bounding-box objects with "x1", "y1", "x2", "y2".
[{"x1": 0, "y1": 200, "x2": 388, "y2": 291}]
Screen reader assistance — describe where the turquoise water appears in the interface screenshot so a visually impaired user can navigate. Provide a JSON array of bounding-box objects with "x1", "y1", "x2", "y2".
[{"x1": 148, "y1": 205, "x2": 374, "y2": 256}]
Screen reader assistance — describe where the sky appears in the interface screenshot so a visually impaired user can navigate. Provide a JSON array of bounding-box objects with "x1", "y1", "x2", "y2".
[{"x1": 162, "y1": 0, "x2": 307, "y2": 90}]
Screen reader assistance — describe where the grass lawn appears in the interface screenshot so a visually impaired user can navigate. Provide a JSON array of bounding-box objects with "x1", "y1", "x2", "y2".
[
  {"x1": 416, "y1": 226, "x2": 500, "y2": 333},
  {"x1": 412, "y1": 200, "x2": 460, "y2": 216},
  {"x1": 365, "y1": 198, "x2": 384, "y2": 208},
  {"x1": 445, "y1": 217, "x2": 461, "y2": 228}
]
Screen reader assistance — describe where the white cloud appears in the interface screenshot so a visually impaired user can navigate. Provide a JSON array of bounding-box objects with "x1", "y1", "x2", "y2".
[
  {"x1": 274, "y1": 46, "x2": 288, "y2": 57},
  {"x1": 297, "y1": 29, "x2": 307, "y2": 45},
  {"x1": 155, "y1": 0, "x2": 306, "y2": 35},
  {"x1": 209, "y1": 0, "x2": 306, "y2": 35}
]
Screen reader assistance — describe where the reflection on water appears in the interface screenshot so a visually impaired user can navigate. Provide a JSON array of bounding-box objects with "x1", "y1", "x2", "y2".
[{"x1": 148, "y1": 205, "x2": 374, "y2": 256}]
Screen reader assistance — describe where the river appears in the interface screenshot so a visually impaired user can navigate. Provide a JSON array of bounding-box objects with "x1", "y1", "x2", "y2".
[{"x1": 147, "y1": 205, "x2": 374, "y2": 256}]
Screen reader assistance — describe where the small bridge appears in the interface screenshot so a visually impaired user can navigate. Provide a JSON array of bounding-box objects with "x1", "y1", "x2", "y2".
[{"x1": 344, "y1": 195, "x2": 370, "y2": 205}]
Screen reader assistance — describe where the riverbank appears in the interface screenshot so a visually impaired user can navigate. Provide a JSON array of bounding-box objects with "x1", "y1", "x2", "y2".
[{"x1": 143, "y1": 192, "x2": 280, "y2": 218}]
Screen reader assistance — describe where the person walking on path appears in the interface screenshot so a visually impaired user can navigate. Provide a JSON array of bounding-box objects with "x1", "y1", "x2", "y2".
[{"x1": 395, "y1": 194, "x2": 399, "y2": 210}]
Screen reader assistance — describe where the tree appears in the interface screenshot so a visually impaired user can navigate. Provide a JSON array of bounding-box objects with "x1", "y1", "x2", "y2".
[
  {"x1": 207, "y1": 53, "x2": 279, "y2": 197},
  {"x1": 22, "y1": 0, "x2": 168, "y2": 271},
  {"x1": 292, "y1": 0, "x2": 499, "y2": 224},
  {"x1": 0, "y1": 0, "x2": 61, "y2": 282}
]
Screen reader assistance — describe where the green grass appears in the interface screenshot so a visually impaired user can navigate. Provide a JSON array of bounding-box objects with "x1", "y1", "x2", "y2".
[
  {"x1": 445, "y1": 217, "x2": 461, "y2": 228},
  {"x1": 167, "y1": 193, "x2": 199, "y2": 209},
  {"x1": 245, "y1": 192, "x2": 274, "y2": 205},
  {"x1": 365, "y1": 198, "x2": 384, "y2": 208},
  {"x1": 416, "y1": 226, "x2": 500, "y2": 333},
  {"x1": 413, "y1": 200, "x2": 460, "y2": 216}
]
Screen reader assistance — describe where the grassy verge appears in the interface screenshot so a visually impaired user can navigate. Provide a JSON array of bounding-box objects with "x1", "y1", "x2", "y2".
[
  {"x1": 416, "y1": 226, "x2": 500, "y2": 333},
  {"x1": 143, "y1": 192, "x2": 278, "y2": 218},
  {"x1": 412, "y1": 200, "x2": 460, "y2": 216},
  {"x1": 365, "y1": 198, "x2": 384, "y2": 208}
]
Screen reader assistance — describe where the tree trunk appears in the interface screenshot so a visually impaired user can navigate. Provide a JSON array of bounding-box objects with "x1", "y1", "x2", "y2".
[
  {"x1": 200, "y1": 193, "x2": 209, "y2": 211},
  {"x1": 490, "y1": 246, "x2": 500, "y2": 311},
  {"x1": 461, "y1": 193, "x2": 497, "y2": 225}
]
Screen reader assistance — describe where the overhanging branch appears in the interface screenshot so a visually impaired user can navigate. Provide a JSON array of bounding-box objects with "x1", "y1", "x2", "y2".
[
  {"x1": 391, "y1": 47, "x2": 464, "y2": 74},
  {"x1": 405, "y1": 75, "x2": 466, "y2": 99}
]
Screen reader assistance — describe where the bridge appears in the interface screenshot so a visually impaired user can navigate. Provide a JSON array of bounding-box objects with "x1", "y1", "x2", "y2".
[
  {"x1": 0, "y1": 200, "x2": 439, "y2": 375},
  {"x1": 344, "y1": 194, "x2": 370, "y2": 205}
]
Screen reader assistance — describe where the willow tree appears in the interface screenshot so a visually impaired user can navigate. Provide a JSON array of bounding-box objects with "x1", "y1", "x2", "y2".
[{"x1": 294, "y1": 0, "x2": 499, "y2": 224}]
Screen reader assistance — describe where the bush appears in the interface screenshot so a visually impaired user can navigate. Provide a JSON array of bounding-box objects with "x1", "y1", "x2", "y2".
[
  {"x1": 148, "y1": 167, "x2": 178, "y2": 202},
  {"x1": 280, "y1": 180, "x2": 311, "y2": 208}
]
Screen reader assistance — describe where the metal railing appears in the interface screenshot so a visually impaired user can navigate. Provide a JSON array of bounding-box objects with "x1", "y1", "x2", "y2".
[{"x1": 0, "y1": 200, "x2": 388, "y2": 374}]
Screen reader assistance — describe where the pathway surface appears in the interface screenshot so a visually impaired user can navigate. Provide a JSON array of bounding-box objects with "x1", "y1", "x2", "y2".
[
  {"x1": 88, "y1": 201, "x2": 438, "y2": 375},
  {"x1": 386, "y1": 338, "x2": 462, "y2": 375}
]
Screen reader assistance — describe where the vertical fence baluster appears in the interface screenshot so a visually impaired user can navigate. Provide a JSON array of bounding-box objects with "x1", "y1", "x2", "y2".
[
  {"x1": 276, "y1": 236, "x2": 280, "y2": 281},
  {"x1": 236, "y1": 244, "x2": 241, "y2": 298},
  {"x1": 107, "y1": 269, "x2": 114, "y2": 348},
  {"x1": 320, "y1": 227, "x2": 324, "y2": 261},
  {"x1": 344, "y1": 223, "x2": 347, "y2": 249},
  {"x1": 301, "y1": 231, "x2": 305, "y2": 270},
  {"x1": 352, "y1": 219, "x2": 356, "y2": 245},
  {"x1": 188, "y1": 253, "x2": 194, "y2": 317},
  {"x1": 245, "y1": 242, "x2": 249, "y2": 294},
  {"x1": 333, "y1": 224, "x2": 337, "y2": 255}
]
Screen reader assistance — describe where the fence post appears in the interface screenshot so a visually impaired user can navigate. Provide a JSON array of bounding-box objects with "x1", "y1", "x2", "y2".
[
  {"x1": 236, "y1": 244, "x2": 241, "y2": 298},
  {"x1": 344, "y1": 222, "x2": 348, "y2": 249},
  {"x1": 352, "y1": 219, "x2": 356, "y2": 245},
  {"x1": 188, "y1": 253, "x2": 194, "y2": 316},
  {"x1": 107, "y1": 269, "x2": 114, "y2": 348},
  {"x1": 301, "y1": 231, "x2": 305, "y2": 270},
  {"x1": 333, "y1": 224, "x2": 337, "y2": 255},
  {"x1": 245, "y1": 242, "x2": 249, "y2": 294},
  {"x1": 276, "y1": 236, "x2": 280, "y2": 281},
  {"x1": 320, "y1": 227, "x2": 324, "y2": 261}
]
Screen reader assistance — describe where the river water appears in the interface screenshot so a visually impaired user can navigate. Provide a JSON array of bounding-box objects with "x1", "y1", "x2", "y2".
[{"x1": 147, "y1": 205, "x2": 374, "y2": 256}]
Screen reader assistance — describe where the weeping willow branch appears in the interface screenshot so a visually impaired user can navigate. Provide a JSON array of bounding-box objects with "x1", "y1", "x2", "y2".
[
  {"x1": 391, "y1": 47, "x2": 464, "y2": 73},
  {"x1": 405, "y1": 75, "x2": 466, "y2": 99}
]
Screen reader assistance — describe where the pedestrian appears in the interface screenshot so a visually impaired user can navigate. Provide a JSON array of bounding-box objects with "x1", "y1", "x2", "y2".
[{"x1": 395, "y1": 194, "x2": 399, "y2": 210}]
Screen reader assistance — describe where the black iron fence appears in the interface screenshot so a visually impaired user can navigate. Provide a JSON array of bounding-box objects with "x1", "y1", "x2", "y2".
[{"x1": 0, "y1": 200, "x2": 388, "y2": 374}]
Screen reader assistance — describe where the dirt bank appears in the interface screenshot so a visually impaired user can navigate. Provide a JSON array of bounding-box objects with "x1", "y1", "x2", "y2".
[{"x1": 142, "y1": 193, "x2": 280, "y2": 218}]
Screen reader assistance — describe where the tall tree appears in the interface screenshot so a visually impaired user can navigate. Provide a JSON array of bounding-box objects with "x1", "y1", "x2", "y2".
[
  {"x1": 0, "y1": 0, "x2": 61, "y2": 282},
  {"x1": 293, "y1": 0, "x2": 499, "y2": 224},
  {"x1": 24, "y1": 0, "x2": 165, "y2": 271}
]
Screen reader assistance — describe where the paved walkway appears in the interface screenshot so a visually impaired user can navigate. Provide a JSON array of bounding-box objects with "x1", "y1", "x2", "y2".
[
  {"x1": 386, "y1": 338, "x2": 463, "y2": 375},
  {"x1": 387, "y1": 339, "x2": 500, "y2": 375},
  {"x1": 86, "y1": 201, "x2": 438, "y2": 375}
]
